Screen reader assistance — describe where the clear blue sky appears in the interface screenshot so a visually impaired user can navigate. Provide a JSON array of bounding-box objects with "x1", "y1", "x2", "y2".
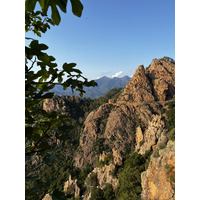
[{"x1": 26, "y1": 0, "x2": 175, "y2": 80}]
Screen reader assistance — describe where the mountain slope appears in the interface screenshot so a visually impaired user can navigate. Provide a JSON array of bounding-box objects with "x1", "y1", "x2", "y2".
[
  {"x1": 74, "y1": 58, "x2": 175, "y2": 199},
  {"x1": 51, "y1": 76, "x2": 131, "y2": 99}
]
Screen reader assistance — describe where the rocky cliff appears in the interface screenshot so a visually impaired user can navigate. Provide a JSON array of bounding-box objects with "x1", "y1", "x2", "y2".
[
  {"x1": 43, "y1": 95, "x2": 80, "y2": 113},
  {"x1": 141, "y1": 140, "x2": 175, "y2": 200},
  {"x1": 63, "y1": 175, "x2": 81, "y2": 198},
  {"x1": 74, "y1": 58, "x2": 175, "y2": 199},
  {"x1": 41, "y1": 58, "x2": 175, "y2": 200},
  {"x1": 75, "y1": 58, "x2": 174, "y2": 163}
]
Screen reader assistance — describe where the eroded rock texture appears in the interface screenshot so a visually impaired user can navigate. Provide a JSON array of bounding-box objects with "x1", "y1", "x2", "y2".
[
  {"x1": 64, "y1": 175, "x2": 81, "y2": 198},
  {"x1": 75, "y1": 59, "x2": 175, "y2": 171},
  {"x1": 141, "y1": 141, "x2": 175, "y2": 200},
  {"x1": 136, "y1": 115, "x2": 168, "y2": 154},
  {"x1": 92, "y1": 164, "x2": 118, "y2": 190},
  {"x1": 42, "y1": 194, "x2": 52, "y2": 200}
]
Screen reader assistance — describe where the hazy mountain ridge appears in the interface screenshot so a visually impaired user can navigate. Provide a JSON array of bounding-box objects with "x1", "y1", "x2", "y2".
[{"x1": 51, "y1": 76, "x2": 131, "y2": 99}]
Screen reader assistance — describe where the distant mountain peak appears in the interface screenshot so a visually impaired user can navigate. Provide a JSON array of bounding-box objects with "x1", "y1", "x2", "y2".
[
  {"x1": 51, "y1": 76, "x2": 131, "y2": 99},
  {"x1": 95, "y1": 75, "x2": 131, "y2": 80},
  {"x1": 117, "y1": 58, "x2": 175, "y2": 103},
  {"x1": 94, "y1": 76, "x2": 107, "y2": 80}
]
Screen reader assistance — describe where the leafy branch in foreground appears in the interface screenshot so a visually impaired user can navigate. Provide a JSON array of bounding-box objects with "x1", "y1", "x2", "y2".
[
  {"x1": 25, "y1": 0, "x2": 97, "y2": 156},
  {"x1": 25, "y1": 0, "x2": 97, "y2": 199}
]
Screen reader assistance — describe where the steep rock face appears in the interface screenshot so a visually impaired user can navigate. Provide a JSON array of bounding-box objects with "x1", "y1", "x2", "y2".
[
  {"x1": 43, "y1": 96, "x2": 80, "y2": 113},
  {"x1": 92, "y1": 164, "x2": 118, "y2": 190},
  {"x1": 136, "y1": 115, "x2": 168, "y2": 154},
  {"x1": 117, "y1": 58, "x2": 175, "y2": 103},
  {"x1": 135, "y1": 114, "x2": 174, "y2": 200},
  {"x1": 135, "y1": 126, "x2": 144, "y2": 150},
  {"x1": 75, "y1": 59, "x2": 175, "y2": 169},
  {"x1": 141, "y1": 141, "x2": 175, "y2": 200},
  {"x1": 118, "y1": 65, "x2": 155, "y2": 103},
  {"x1": 147, "y1": 58, "x2": 175, "y2": 101},
  {"x1": 43, "y1": 98, "x2": 66, "y2": 112},
  {"x1": 76, "y1": 102, "x2": 138, "y2": 168},
  {"x1": 75, "y1": 103, "x2": 162, "y2": 168},
  {"x1": 112, "y1": 147, "x2": 123, "y2": 166},
  {"x1": 73, "y1": 58, "x2": 175, "y2": 199},
  {"x1": 99, "y1": 151, "x2": 108, "y2": 162},
  {"x1": 77, "y1": 103, "x2": 112, "y2": 167},
  {"x1": 82, "y1": 164, "x2": 118, "y2": 200},
  {"x1": 64, "y1": 175, "x2": 81, "y2": 198},
  {"x1": 103, "y1": 106, "x2": 136, "y2": 165}
]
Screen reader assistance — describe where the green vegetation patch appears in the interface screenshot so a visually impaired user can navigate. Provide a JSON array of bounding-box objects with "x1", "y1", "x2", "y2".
[
  {"x1": 116, "y1": 152, "x2": 147, "y2": 200},
  {"x1": 85, "y1": 172, "x2": 98, "y2": 188},
  {"x1": 97, "y1": 153, "x2": 113, "y2": 168},
  {"x1": 90, "y1": 184, "x2": 116, "y2": 200},
  {"x1": 92, "y1": 138, "x2": 111, "y2": 155},
  {"x1": 159, "y1": 143, "x2": 167, "y2": 150},
  {"x1": 165, "y1": 101, "x2": 175, "y2": 141},
  {"x1": 168, "y1": 128, "x2": 175, "y2": 141},
  {"x1": 90, "y1": 187, "x2": 105, "y2": 200},
  {"x1": 165, "y1": 164, "x2": 175, "y2": 184}
]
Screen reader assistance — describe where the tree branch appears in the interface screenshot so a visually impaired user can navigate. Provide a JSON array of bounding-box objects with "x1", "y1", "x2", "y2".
[{"x1": 27, "y1": 56, "x2": 37, "y2": 72}]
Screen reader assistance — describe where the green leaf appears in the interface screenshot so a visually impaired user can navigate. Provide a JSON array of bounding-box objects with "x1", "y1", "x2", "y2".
[
  {"x1": 49, "y1": 56, "x2": 56, "y2": 62},
  {"x1": 51, "y1": 4, "x2": 61, "y2": 25},
  {"x1": 54, "y1": 0, "x2": 68, "y2": 13},
  {"x1": 62, "y1": 79, "x2": 73, "y2": 89},
  {"x1": 30, "y1": 40, "x2": 49, "y2": 51},
  {"x1": 72, "y1": 68, "x2": 82, "y2": 74},
  {"x1": 38, "y1": 0, "x2": 50, "y2": 14},
  {"x1": 41, "y1": 92, "x2": 54, "y2": 99},
  {"x1": 63, "y1": 63, "x2": 77, "y2": 74},
  {"x1": 89, "y1": 80, "x2": 98, "y2": 87},
  {"x1": 58, "y1": 76, "x2": 63, "y2": 83},
  {"x1": 70, "y1": 79, "x2": 77, "y2": 89},
  {"x1": 62, "y1": 63, "x2": 71, "y2": 72},
  {"x1": 25, "y1": 46, "x2": 33, "y2": 59},
  {"x1": 68, "y1": 62, "x2": 77, "y2": 68},
  {"x1": 35, "y1": 30, "x2": 42, "y2": 37},
  {"x1": 29, "y1": 40, "x2": 39, "y2": 50},
  {"x1": 25, "y1": 0, "x2": 37, "y2": 12},
  {"x1": 25, "y1": 37, "x2": 34, "y2": 40},
  {"x1": 39, "y1": 44, "x2": 49, "y2": 50},
  {"x1": 70, "y1": 0, "x2": 83, "y2": 17}
]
